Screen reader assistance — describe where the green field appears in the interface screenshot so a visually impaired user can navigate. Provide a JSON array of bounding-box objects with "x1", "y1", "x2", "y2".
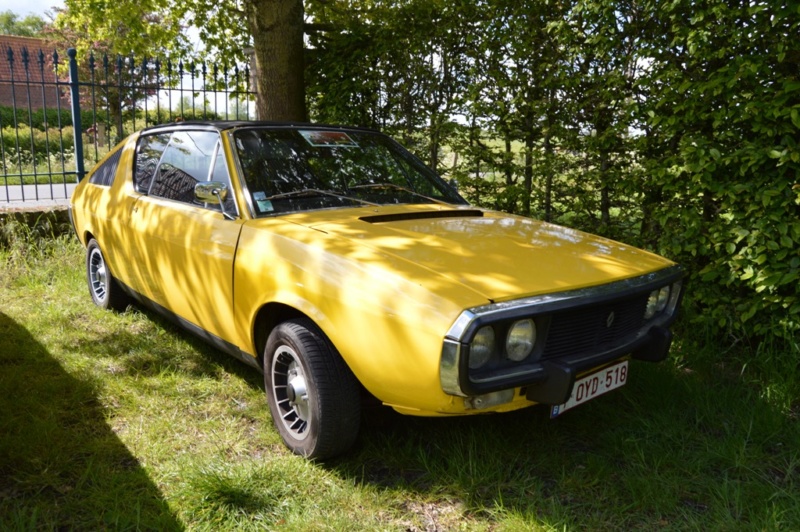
[{"x1": 1, "y1": 221, "x2": 798, "y2": 530}]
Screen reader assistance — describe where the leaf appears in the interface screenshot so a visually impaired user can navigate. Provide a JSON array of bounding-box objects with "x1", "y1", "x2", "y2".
[
  {"x1": 792, "y1": 109, "x2": 800, "y2": 129},
  {"x1": 780, "y1": 271, "x2": 799, "y2": 286}
]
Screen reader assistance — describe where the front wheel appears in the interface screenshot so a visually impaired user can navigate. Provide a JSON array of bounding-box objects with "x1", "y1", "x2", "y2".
[
  {"x1": 86, "y1": 239, "x2": 129, "y2": 311},
  {"x1": 264, "y1": 318, "x2": 361, "y2": 459}
]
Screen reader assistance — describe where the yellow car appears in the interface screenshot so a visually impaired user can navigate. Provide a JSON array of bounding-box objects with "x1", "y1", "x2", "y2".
[{"x1": 70, "y1": 122, "x2": 685, "y2": 459}]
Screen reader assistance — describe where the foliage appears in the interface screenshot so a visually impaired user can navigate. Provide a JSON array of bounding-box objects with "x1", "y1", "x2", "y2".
[
  {"x1": 304, "y1": 0, "x2": 800, "y2": 345},
  {"x1": 634, "y1": 0, "x2": 800, "y2": 341},
  {"x1": 307, "y1": 0, "x2": 474, "y2": 173},
  {"x1": 0, "y1": 106, "x2": 93, "y2": 132},
  {"x1": 50, "y1": 1, "x2": 188, "y2": 59},
  {"x1": 0, "y1": 125, "x2": 75, "y2": 167},
  {"x1": 178, "y1": 0, "x2": 305, "y2": 119},
  {"x1": 0, "y1": 11, "x2": 46, "y2": 37},
  {"x1": 44, "y1": 0, "x2": 192, "y2": 140},
  {"x1": 175, "y1": 0, "x2": 249, "y2": 66}
]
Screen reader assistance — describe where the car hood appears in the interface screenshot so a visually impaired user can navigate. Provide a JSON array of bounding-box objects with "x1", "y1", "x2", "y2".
[{"x1": 278, "y1": 205, "x2": 675, "y2": 304}]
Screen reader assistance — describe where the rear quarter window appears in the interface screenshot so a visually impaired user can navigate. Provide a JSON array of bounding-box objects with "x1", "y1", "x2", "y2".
[{"x1": 88, "y1": 148, "x2": 123, "y2": 187}]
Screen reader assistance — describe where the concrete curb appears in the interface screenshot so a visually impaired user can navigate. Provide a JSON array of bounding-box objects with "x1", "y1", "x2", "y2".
[{"x1": 0, "y1": 204, "x2": 73, "y2": 239}]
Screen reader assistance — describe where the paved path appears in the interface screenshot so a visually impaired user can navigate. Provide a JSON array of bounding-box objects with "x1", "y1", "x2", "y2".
[{"x1": 0, "y1": 183, "x2": 75, "y2": 211}]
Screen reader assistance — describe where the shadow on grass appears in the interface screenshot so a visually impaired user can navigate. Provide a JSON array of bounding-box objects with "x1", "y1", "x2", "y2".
[
  {"x1": 0, "y1": 311, "x2": 184, "y2": 530},
  {"x1": 69, "y1": 305, "x2": 263, "y2": 387},
  {"x1": 331, "y1": 358, "x2": 800, "y2": 528}
]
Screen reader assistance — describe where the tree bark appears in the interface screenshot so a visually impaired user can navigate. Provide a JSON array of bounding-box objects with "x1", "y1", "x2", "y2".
[
  {"x1": 245, "y1": 0, "x2": 306, "y2": 121},
  {"x1": 543, "y1": 130, "x2": 553, "y2": 223},
  {"x1": 600, "y1": 156, "x2": 610, "y2": 229}
]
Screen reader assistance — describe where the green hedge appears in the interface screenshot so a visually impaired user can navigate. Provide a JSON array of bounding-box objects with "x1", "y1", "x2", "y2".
[
  {"x1": 0, "y1": 125, "x2": 75, "y2": 165},
  {"x1": 0, "y1": 106, "x2": 95, "y2": 132}
]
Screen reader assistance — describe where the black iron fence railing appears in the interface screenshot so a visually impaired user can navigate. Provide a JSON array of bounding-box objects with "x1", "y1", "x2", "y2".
[{"x1": 0, "y1": 46, "x2": 255, "y2": 203}]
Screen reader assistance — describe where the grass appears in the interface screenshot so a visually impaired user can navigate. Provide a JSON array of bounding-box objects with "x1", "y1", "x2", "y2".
[{"x1": 1, "y1": 220, "x2": 799, "y2": 530}]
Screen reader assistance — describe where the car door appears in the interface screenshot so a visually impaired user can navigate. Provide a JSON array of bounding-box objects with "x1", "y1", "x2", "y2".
[{"x1": 129, "y1": 129, "x2": 244, "y2": 344}]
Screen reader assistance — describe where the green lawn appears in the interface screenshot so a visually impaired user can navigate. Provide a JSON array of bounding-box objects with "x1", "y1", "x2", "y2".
[{"x1": 1, "y1": 223, "x2": 798, "y2": 530}]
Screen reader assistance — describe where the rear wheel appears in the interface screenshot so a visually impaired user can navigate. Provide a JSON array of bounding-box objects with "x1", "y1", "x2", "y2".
[
  {"x1": 264, "y1": 318, "x2": 361, "y2": 459},
  {"x1": 86, "y1": 239, "x2": 129, "y2": 311}
]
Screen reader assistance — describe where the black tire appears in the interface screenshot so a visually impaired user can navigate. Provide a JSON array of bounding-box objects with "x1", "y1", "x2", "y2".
[
  {"x1": 86, "y1": 239, "x2": 129, "y2": 311},
  {"x1": 264, "y1": 318, "x2": 361, "y2": 459}
]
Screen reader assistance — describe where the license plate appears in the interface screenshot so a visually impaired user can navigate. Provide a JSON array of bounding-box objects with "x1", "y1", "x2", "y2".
[{"x1": 550, "y1": 360, "x2": 629, "y2": 418}]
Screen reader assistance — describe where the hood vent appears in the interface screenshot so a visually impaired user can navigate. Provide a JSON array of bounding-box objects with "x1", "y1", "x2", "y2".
[{"x1": 359, "y1": 209, "x2": 484, "y2": 224}]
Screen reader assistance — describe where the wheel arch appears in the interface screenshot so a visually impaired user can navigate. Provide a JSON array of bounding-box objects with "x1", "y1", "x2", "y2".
[
  {"x1": 252, "y1": 302, "x2": 310, "y2": 369},
  {"x1": 252, "y1": 300, "x2": 380, "y2": 413},
  {"x1": 82, "y1": 230, "x2": 96, "y2": 249}
]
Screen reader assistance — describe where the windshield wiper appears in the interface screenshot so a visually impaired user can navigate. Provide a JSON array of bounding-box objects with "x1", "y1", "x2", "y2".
[
  {"x1": 267, "y1": 188, "x2": 379, "y2": 206},
  {"x1": 348, "y1": 183, "x2": 442, "y2": 204}
]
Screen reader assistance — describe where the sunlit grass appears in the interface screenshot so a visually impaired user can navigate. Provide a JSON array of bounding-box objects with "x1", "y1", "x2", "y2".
[{"x1": 1, "y1": 219, "x2": 798, "y2": 530}]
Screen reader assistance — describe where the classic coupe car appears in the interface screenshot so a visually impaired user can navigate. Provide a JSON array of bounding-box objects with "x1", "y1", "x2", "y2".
[{"x1": 70, "y1": 121, "x2": 684, "y2": 458}]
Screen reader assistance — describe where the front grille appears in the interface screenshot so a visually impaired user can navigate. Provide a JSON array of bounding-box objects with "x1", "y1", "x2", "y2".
[{"x1": 542, "y1": 294, "x2": 647, "y2": 359}]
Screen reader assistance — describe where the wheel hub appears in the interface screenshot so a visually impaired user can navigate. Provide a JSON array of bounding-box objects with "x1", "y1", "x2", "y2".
[
  {"x1": 270, "y1": 346, "x2": 311, "y2": 440},
  {"x1": 287, "y1": 372, "x2": 308, "y2": 420},
  {"x1": 89, "y1": 249, "x2": 108, "y2": 301}
]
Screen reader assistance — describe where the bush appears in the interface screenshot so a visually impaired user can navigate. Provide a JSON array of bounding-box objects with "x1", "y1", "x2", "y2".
[
  {"x1": 0, "y1": 125, "x2": 75, "y2": 167},
  {"x1": 0, "y1": 106, "x2": 94, "y2": 132}
]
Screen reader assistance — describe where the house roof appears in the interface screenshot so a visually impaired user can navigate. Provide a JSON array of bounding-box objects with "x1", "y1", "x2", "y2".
[{"x1": 0, "y1": 35, "x2": 61, "y2": 83}]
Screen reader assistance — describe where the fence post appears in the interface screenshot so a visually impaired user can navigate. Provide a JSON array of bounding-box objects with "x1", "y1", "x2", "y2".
[{"x1": 67, "y1": 48, "x2": 85, "y2": 180}]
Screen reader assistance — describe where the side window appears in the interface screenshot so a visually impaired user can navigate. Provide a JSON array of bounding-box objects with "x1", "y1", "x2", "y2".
[
  {"x1": 210, "y1": 143, "x2": 230, "y2": 183},
  {"x1": 149, "y1": 131, "x2": 218, "y2": 205},
  {"x1": 134, "y1": 134, "x2": 170, "y2": 193}
]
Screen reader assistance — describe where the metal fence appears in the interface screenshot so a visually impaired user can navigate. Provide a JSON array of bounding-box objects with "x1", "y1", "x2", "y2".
[{"x1": 0, "y1": 45, "x2": 255, "y2": 203}]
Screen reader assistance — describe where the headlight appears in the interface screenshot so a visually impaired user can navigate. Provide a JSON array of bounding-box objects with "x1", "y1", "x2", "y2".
[
  {"x1": 656, "y1": 285, "x2": 670, "y2": 312},
  {"x1": 469, "y1": 326, "x2": 496, "y2": 369},
  {"x1": 506, "y1": 319, "x2": 536, "y2": 361},
  {"x1": 644, "y1": 286, "x2": 671, "y2": 319},
  {"x1": 667, "y1": 281, "x2": 683, "y2": 313}
]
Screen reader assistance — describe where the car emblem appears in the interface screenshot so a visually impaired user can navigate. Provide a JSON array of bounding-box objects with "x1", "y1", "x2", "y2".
[{"x1": 606, "y1": 312, "x2": 615, "y2": 328}]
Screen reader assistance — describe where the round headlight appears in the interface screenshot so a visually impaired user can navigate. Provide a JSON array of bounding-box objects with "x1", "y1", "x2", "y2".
[
  {"x1": 645, "y1": 286, "x2": 671, "y2": 319},
  {"x1": 644, "y1": 289, "x2": 659, "y2": 319},
  {"x1": 506, "y1": 319, "x2": 536, "y2": 361},
  {"x1": 469, "y1": 326, "x2": 496, "y2": 369},
  {"x1": 656, "y1": 286, "x2": 670, "y2": 312}
]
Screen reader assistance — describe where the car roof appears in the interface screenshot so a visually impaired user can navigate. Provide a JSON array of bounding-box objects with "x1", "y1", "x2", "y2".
[{"x1": 140, "y1": 120, "x2": 381, "y2": 135}]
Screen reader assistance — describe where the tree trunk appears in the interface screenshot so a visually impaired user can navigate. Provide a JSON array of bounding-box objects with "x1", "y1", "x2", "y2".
[
  {"x1": 245, "y1": 0, "x2": 306, "y2": 121},
  {"x1": 429, "y1": 119, "x2": 440, "y2": 173},
  {"x1": 504, "y1": 135, "x2": 513, "y2": 186},
  {"x1": 600, "y1": 156, "x2": 610, "y2": 229},
  {"x1": 543, "y1": 126, "x2": 553, "y2": 222},
  {"x1": 523, "y1": 131, "x2": 534, "y2": 217}
]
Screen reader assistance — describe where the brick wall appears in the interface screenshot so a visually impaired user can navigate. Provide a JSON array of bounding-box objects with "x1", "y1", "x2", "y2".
[{"x1": 0, "y1": 35, "x2": 68, "y2": 111}]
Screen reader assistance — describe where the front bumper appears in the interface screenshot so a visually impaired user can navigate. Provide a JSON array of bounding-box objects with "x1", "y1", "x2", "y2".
[
  {"x1": 524, "y1": 325, "x2": 672, "y2": 405},
  {"x1": 440, "y1": 265, "x2": 685, "y2": 401}
]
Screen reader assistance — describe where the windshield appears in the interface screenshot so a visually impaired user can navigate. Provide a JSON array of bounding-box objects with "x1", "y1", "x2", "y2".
[{"x1": 232, "y1": 127, "x2": 467, "y2": 216}]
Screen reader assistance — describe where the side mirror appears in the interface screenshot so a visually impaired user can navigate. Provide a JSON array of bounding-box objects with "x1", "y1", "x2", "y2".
[
  {"x1": 195, "y1": 181, "x2": 229, "y2": 204},
  {"x1": 195, "y1": 181, "x2": 235, "y2": 220}
]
